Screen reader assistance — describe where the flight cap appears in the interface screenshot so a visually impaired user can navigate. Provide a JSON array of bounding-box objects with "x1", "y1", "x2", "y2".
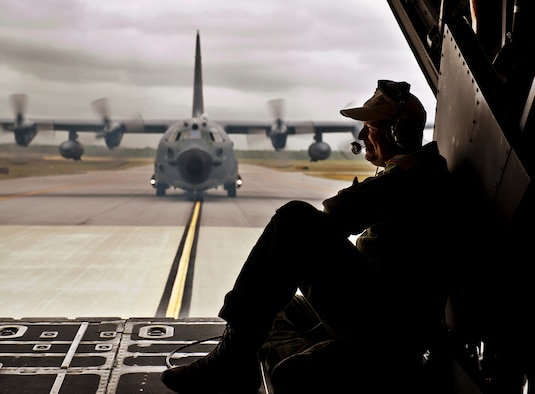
[{"x1": 340, "y1": 80, "x2": 426, "y2": 128}]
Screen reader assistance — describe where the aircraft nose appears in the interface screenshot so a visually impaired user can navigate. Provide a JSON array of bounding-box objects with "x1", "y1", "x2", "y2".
[{"x1": 177, "y1": 148, "x2": 213, "y2": 184}]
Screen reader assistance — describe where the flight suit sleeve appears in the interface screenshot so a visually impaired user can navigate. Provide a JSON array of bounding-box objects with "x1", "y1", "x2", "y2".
[{"x1": 322, "y1": 173, "x2": 401, "y2": 236}]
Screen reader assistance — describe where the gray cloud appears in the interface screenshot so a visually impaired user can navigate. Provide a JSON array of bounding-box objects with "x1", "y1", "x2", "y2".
[{"x1": 0, "y1": 0, "x2": 435, "y2": 128}]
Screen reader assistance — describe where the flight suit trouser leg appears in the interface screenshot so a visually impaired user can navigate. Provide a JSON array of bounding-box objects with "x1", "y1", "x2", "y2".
[{"x1": 218, "y1": 200, "x2": 375, "y2": 341}]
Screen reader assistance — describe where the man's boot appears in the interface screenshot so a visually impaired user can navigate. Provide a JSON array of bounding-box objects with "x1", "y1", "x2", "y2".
[
  {"x1": 160, "y1": 325, "x2": 263, "y2": 393},
  {"x1": 269, "y1": 339, "x2": 353, "y2": 393}
]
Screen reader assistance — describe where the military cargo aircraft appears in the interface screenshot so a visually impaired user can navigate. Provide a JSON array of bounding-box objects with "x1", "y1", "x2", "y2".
[{"x1": 0, "y1": 31, "x2": 360, "y2": 200}]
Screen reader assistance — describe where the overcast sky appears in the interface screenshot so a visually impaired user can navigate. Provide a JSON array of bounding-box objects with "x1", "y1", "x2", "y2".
[{"x1": 0, "y1": 0, "x2": 436, "y2": 149}]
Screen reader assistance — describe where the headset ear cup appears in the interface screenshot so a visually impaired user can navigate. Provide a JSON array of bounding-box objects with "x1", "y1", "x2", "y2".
[{"x1": 392, "y1": 115, "x2": 420, "y2": 150}]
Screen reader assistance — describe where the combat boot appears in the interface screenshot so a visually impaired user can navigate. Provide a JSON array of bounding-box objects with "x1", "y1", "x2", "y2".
[
  {"x1": 269, "y1": 339, "x2": 353, "y2": 393},
  {"x1": 161, "y1": 325, "x2": 263, "y2": 393}
]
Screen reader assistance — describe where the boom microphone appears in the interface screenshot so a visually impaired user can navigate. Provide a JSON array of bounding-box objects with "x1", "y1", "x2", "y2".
[{"x1": 351, "y1": 141, "x2": 362, "y2": 155}]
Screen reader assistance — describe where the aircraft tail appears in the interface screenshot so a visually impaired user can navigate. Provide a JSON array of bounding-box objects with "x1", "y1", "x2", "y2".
[{"x1": 192, "y1": 30, "x2": 204, "y2": 118}]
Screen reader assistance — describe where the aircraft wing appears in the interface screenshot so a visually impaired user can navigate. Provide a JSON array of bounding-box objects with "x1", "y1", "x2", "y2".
[
  {"x1": 2, "y1": 117, "x2": 359, "y2": 136},
  {"x1": 51, "y1": 120, "x2": 112, "y2": 132},
  {"x1": 0, "y1": 118, "x2": 56, "y2": 132},
  {"x1": 140, "y1": 121, "x2": 173, "y2": 134},
  {"x1": 221, "y1": 119, "x2": 361, "y2": 159},
  {"x1": 222, "y1": 120, "x2": 360, "y2": 136},
  {"x1": 0, "y1": 120, "x2": 12, "y2": 130},
  {"x1": 1, "y1": 118, "x2": 171, "y2": 134},
  {"x1": 51, "y1": 119, "x2": 171, "y2": 134}
]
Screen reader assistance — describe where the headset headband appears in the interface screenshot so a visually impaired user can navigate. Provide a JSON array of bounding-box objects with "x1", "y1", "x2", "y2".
[{"x1": 377, "y1": 80, "x2": 411, "y2": 110}]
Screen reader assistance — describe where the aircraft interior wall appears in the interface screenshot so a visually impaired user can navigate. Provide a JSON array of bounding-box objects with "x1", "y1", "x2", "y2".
[{"x1": 387, "y1": 0, "x2": 534, "y2": 392}]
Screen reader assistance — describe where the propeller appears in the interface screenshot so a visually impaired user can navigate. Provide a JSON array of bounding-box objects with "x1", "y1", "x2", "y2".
[
  {"x1": 246, "y1": 128, "x2": 271, "y2": 150},
  {"x1": 272, "y1": 150, "x2": 292, "y2": 168},
  {"x1": 6, "y1": 94, "x2": 54, "y2": 146},
  {"x1": 91, "y1": 97, "x2": 144, "y2": 152},
  {"x1": 11, "y1": 94, "x2": 28, "y2": 126},
  {"x1": 267, "y1": 98, "x2": 285, "y2": 121},
  {"x1": 246, "y1": 98, "x2": 287, "y2": 150},
  {"x1": 91, "y1": 98, "x2": 144, "y2": 134},
  {"x1": 267, "y1": 99, "x2": 319, "y2": 138},
  {"x1": 337, "y1": 119, "x2": 363, "y2": 160},
  {"x1": 91, "y1": 97, "x2": 112, "y2": 134},
  {"x1": 124, "y1": 111, "x2": 144, "y2": 134}
]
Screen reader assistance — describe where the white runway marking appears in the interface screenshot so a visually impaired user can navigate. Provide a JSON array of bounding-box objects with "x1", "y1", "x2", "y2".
[{"x1": 0, "y1": 225, "x2": 183, "y2": 319}]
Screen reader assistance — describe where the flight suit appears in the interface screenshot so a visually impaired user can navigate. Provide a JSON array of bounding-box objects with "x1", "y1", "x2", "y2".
[{"x1": 218, "y1": 141, "x2": 457, "y2": 390}]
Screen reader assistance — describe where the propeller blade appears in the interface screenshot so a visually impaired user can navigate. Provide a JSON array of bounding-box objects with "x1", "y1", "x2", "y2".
[
  {"x1": 273, "y1": 149, "x2": 292, "y2": 168},
  {"x1": 246, "y1": 128, "x2": 270, "y2": 149},
  {"x1": 267, "y1": 98, "x2": 285, "y2": 120},
  {"x1": 124, "y1": 112, "x2": 144, "y2": 133},
  {"x1": 10, "y1": 94, "x2": 28, "y2": 125},
  {"x1": 35, "y1": 121, "x2": 56, "y2": 142},
  {"x1": 91, "y1": 97, "x2": 110, "y2": 122},
  {"x1": 0, "y1": 127, "x2": 9, "y2": 136},
  {"x1": 294, "y1": 121, "x2": 315, "y2": 135}
]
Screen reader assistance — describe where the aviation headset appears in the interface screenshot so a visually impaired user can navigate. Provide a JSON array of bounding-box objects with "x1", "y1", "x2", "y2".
[{"x1": 377, "y1": 80, "x2": 423, "y2": 152}]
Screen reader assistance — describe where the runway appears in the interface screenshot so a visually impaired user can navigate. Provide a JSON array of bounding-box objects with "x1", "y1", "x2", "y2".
[{"x1": 0, "y1": 163, "x2": 350, "y2": 320}]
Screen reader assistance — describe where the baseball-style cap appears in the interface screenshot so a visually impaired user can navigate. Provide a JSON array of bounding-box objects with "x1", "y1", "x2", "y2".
[{"x1": 340, "y1": 80, "x2": 426, "y2": 128}]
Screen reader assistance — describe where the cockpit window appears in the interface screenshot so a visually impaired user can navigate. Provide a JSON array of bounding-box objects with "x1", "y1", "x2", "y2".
[
  {"x1": 176, "y1": 129, "x2": 202, "y2": 140},
  {"x1": 210, "y1": 128, "x2": 224, "y2": 143},
  {"x1": 168, "y1": 123, "x2": 225, "y2": 143}
]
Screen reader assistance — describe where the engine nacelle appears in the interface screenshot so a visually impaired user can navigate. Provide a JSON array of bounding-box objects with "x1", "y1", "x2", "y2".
[
  {"x1": 308, "y1": 141, "x2": 331, "y2": 162},
  {"x1": 270, "y1": 132, "x2": 288, "y2": 151},
  {"x1": 14, "y1": 126, "x2": 38, "y2": 147},
  {"x1": 59, "y1": 140, "x2": 84, "y2": 161},
  {"x1": 104, "y1": 127, "x2": 124, "y2": 150}
]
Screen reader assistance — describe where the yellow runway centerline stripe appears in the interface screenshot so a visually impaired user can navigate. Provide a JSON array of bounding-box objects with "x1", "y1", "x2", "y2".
[{"x1": 165, "y1": 200, "x2": 201, "y2": 318}]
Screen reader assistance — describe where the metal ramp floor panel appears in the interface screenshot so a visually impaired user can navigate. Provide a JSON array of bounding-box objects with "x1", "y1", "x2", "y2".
[{"x1": 0, "y1": 317, "x2": 270, "y2": 394}]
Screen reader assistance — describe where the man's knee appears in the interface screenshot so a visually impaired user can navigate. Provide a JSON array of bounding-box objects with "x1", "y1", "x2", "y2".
[
  {"x1": 272, "y1": 200, "x2": 335, "y2": 242},
  {"x1": 275, "y1": 200, "x2": 320, "y2": 221}
]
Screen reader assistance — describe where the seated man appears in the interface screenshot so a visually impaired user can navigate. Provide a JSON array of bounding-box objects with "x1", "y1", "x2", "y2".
[{"x1": 161, "y1": 80, "x2": 457, "y2": 393}]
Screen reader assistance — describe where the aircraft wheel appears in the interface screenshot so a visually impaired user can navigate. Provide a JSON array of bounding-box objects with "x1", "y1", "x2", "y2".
[
  {"x1": 226, "y1": 183, "x2": 237, "y2": 197},
  {"x1": 187, "y1": 191, "x2": 203, "y2": 201},
  {"x1": 156, "y1": 182, "x2": 167, "y2": 196}
]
